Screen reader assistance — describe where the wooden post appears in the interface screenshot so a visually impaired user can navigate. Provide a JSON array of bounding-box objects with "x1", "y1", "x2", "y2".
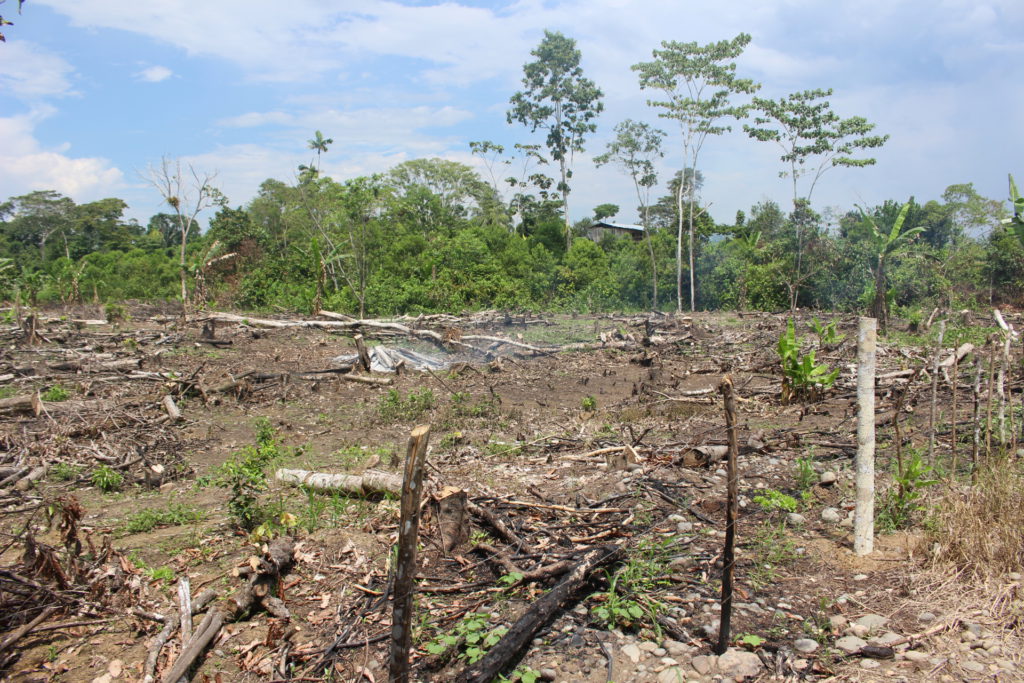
[
  {"x1": 388, "y1": 425, "x2": 431, "y2": 683},
  {"x1": 854, "y1": 317, "x2": 876, "y2": 556},
  {"x1": 716, "y1": 376, "x2": 739, "y2": 655},
  {"x1": 972, "y1": 356, "x2": 983, "y2": 482},
  {"x1": 950, "y1": 352, "x2": 960, "y2": 480},
  {"x1": 927, "y1": 320, "x2": 945, "y2": 464},
  {"x1": 986, "y1": 337, "x2": 996, "y2": 457}
]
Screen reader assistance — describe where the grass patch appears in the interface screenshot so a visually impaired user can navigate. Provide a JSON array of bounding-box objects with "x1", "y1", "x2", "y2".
[
  {"x1": 930, "y1": 457, "x2": 1024, "y2": 578},
  {"x1": 123, "y1": 503, "x2": 205, "y2": 534},
  {"x1": 746, "y1": 521, "x2": 799, "y2": 589},
  {"x1": 41, "y1": 383, "x2": 70, "y2": 402},
  {"x1": 377, "y1": 388, "x2": 434, "y2": 421}
]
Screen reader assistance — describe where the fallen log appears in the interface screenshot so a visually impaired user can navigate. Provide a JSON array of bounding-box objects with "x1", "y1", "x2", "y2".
[
  {"x1": 0, "y1": 393, "x2": 42, "y2": 416},
  {"x1": 275, "y1": 468, "x2": 403, "y2": 496},
  {"x1": 467, "y1": 501, "x2": 526, "y2": 549},
  {"x1": 454, "y1": 544, "x2": 623, "y2": 683}
]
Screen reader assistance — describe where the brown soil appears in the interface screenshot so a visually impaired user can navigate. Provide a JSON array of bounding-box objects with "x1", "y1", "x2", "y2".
[{"x1": 0, "y1": 308, "x2": 1020, "y2": 682}]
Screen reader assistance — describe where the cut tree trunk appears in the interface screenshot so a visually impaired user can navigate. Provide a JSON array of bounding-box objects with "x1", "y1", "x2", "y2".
[{"x1": 276, "y1": 468, "x2": 403, "y2": 496}]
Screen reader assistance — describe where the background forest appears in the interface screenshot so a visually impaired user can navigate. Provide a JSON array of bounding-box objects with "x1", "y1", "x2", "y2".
[{"x1": 0, "y1": 31, "x2": 1019, "y2": 320}]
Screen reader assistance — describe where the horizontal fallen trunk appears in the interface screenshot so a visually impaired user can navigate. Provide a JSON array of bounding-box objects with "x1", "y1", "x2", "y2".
[
  {"x1": 454, "y1": 544, "x2": 623, "y2": 683},
  {"x1": 276, "y1": 468, "x2": 403, "y2": 496},
  {"x1": 0, "y1": 393, "x2": 42, "y2": 415}
]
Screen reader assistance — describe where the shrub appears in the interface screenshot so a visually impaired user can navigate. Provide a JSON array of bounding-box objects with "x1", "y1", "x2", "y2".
[
  {"x1": 778, "y1": 319, "x2": 839, "y2": 403},
  {"x1": 42, "y1": 384, "x2": 70, "y2": 402}
]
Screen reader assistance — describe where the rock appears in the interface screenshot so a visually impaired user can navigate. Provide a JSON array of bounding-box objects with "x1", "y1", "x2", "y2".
[
  {"x1": 839, "y1": 515, "x2": 854, "y2": 528},
  {"x1": 869, "y1": 632, "x2": 904, "y2": 647},
  {"x1": 657, "y1": 667, "x2": 687, "y2": 683},
  {"x1": 676, "y1": 521, "x2": 693, "y2": 533},
  {"x1": 853, "y1": 573, "x2": 869, "y2": 581},
  {"x1": 690, "y1": 655, "x2": 715, "y2": 675},
  {"x1": 1008, "y1": 572, "x2": 1022, "y2": 581},
  {"x1": 821, "y1": 507, "x2": 842, "y2": 523},
  {"x1": 996, "y1": 659, "x2": 1016, "y2": 670},
  {"x1": 665, "y1": 640, "x2": 690, "y2": 657},
  {"x1": 917, "y1": 612, "x2": 936, "y2": 623},
  {"x1": 794, "y1": 638, "x2": 819, "y2": 654},
  {"x1": 717, "y1": 648, "x2": 763, "y2": 679},
  {"x1": 859, "y1": 659, "x2": 881, "y2": 669},
  {"x1": 621, "y1": 643, "x2": 641, "y2": 664},
  {"x1": 846, "y1": 624, "x2": 870, "y2": 638},
  {"x1": 539, "y1": 668, "x2": 557, "y2": 681},
  {"x1": 639, "y1": 641, "x2": 659, "y2": 653},
  {"x1": 668, "y1": 514, "x2": 685, "y2": 523},
  {"x1": 904, "y1": 650, "x2": 930, "y2": 662},
  {"x1": 964, "y1": 622, "x2": 983, "y2": 638},
  {"x1": 961, "y1": 630, "x2": 978, "y2": 643},
  {"x1": 855, "y1": 614, "x2": 888, "y2": 634},
  {"x1": 700, "y1": 620, "x2": 720, "y2": 639},
  {"x1": 829, "y1": 615, "x2": 848, "y2": 632},
  {"x1": 820, "y1": 471, "x2": 838, "y2": 485},
  {"x1": 787, "y1": 513, "x2": 807, "y2": 526},
  {"x1": 836, "y1": 635, "x2": 868, "y2": 654},
  {"x1": 962, "y1": 661, "x2": 986, "y2": 674},
  {"x1": 653, "y1": 647, "x2": 667, "y2": 657}
]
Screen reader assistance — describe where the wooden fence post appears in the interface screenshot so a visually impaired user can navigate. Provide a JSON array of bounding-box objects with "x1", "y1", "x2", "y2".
[
  {"x1": 855, "y1": 317, "x2": 876, "y2": 556},
  {"x1": 716, "y1": 376, "x2": 739, "y2": 654},
  {"x1": 388, "y1": 425, "x2": 431, "y2": 683}
]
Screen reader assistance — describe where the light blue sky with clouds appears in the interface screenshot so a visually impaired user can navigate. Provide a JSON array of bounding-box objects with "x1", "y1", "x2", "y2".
[{"x1": 1, "y1": 0, "x2": 1021, "y2": 229}]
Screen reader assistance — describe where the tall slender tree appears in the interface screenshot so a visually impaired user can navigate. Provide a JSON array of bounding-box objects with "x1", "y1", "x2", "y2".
[
  {"x1": 633, "y1": 34, "x2": 759, "y2": 312},
  {"x1": 508, "y1": 30, "x2": 603, "y2": 250},
  {"x1": 744, "y1": 89, "x2": 888, "y2": 306},
  {"x1": 594, "y1": 119, "x2": 666, "y2": 309},
  {"x1": 142, "y1": 157, "x2": 224, "y2": 314}
]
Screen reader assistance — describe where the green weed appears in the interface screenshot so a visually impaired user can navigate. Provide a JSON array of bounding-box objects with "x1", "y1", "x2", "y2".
[
  {"x1": 752, "y1": 489, "x2": 798, "y2": 514},
  {"x1": 876, "y1": 449, "x2": 937, "y2": 532},
  {"x1": 123, "y1": 503, "x2": 205, "y2": 533},
  {"x1": 50, "y1": 462, "x2": 80, "y2": 481},
  {"x1": 41, "y1": 384, "x2": 70, "y2": 402},
  {"x1": 91, "y1": 465, "x2": 123, "y2": 492},
  {"x1": 746, "y1": 522, "x2": 799, "y2": 589},
  {"x1": 377, "y1": 388, "x2": 435, "y2": 421},
  {"x1": 795, "y1": 455, "x2": 816, "y2": 492}
]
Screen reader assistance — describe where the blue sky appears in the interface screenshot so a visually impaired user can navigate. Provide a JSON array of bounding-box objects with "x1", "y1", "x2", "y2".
[{"x1": 1, "y1": 0, "x2": 1021, "y2": 230}]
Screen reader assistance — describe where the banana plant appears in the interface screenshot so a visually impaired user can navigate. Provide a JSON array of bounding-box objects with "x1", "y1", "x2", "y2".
[
  {"x1": 778, "y1": 318, "x2": 839, "y2": 403},
  {"x1": 858, "y1": 201, "x2": 925, "y2": 330},
  {"x1": 1003, "y1": 174, "x2": 1024, "y2": 245}
]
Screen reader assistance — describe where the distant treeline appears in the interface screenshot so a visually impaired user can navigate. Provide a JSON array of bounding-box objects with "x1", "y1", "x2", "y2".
[{"x1": 0, "y1": 159, "x2": 1020, "y2": 319}]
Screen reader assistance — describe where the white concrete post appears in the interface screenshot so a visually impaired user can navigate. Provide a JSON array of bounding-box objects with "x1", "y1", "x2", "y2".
[{"x1": 855, "y1": 317, "x2": 877, "y2": 556}]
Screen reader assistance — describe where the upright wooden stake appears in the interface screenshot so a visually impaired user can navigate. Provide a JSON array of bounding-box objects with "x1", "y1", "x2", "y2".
[
  {"x1": 855, "y1": 317, "x2": 877, "y2": 556},
  {"x1": 354, "y1": 334, "x2": 372, "y2": 373},
  {"x1": 999, "y1": 335, "x2": 1011, "y2": 445},
  {"x1": 972, "y1": 356, "x2": 982, "y2": 482},
  {"x1": 716, "y1": 376, "x2": 739, "y2": 655},
  {"x1": 986, "y1": 337, "x2": 997, "y2": 458},
  {"x1": 388, "y1": 425, "x2": 431, "y2": 683},
  {"x1": 927, "y1": 320, "x2": 945, "y2": 464},
  {"x1": 950, "y1": 353, "x2": 960, "y2": 480}
]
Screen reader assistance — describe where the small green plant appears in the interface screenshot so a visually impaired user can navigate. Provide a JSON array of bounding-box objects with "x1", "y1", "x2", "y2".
[
  {"x1": 51, "y1": 462, "x2": 79, "y2": 481},
  {"x1": 41, "y1": 384, "x2": 70, "y2": 402},
  {"x1": 145, "y1": 566, "x2": 175, "y2": 582},
  {"x1": 123, "y1": 503, "x2": 205, "y2": 533},
  {"x1": 752, "y1": 489, "x2": 798, "y2": 514},
  {"x1": 795, "y1": 455, "x2": 816, "y2": 492},
  {"x1": 876, "y1": 449, "x2": 938, "y2": 531},
  {"x1": 809, "y1": 317, "x2": 843, "y2": 345},
  {"x1": 778, "y1": 319, "x2": 839, "y2": 403},
  {"x1": 589, "y1": 536, "x2": 671, "y2": 631},
  {"x1": 0, "y1": 385, "x2": 17, "y2": 400},
  {"x1": 737, "y1": 633, "x2": 765, "y2": 649},
  {"x1": 215, "y1": 418, "x2": 292, "y2": 530},
  {"x1": 104, "y1": 302, "x2": 129, "y2": 323},
  {"x1": 581, "y1": 395, "x2": 597, "y2": 411},
  {"x1": 424, "y1": 611, "x2": 507, "y2": 664},
  {"x1": 91, "y1": 465, "x2": 123, "y2": 492},
  {"x1": 378, "y1": 388, "x2": 435, "y2": 421}
]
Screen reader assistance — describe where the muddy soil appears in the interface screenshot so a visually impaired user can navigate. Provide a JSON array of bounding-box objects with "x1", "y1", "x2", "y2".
[{"x1": 0, "y1": 308, "x2": 1020, "y2": 682}]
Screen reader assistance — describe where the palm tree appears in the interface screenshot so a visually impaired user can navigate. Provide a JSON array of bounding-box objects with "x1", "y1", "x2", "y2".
[{"x1": 307, "y1": 131, "x2": 334, "y2": 171}]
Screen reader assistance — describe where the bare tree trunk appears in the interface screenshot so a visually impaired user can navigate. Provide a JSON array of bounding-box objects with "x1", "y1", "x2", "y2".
[
  {"x1": 928, "y1": 320, "x2": 946, "y2": 464},
  {"x1": 388, "y1": 425, "x2": 431, "y2": 683},
  {"x1": 855, "y1": 317, "x2": 877, "y2": 556},
  {"x1": 675, "y1": 180, "x2": 684, "y2": 313},
  {"x1": 972, "y1": 356, "x2": 982, "y2": 482}
]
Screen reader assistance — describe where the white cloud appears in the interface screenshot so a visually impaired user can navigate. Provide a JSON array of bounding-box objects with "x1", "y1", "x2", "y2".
[
  {"x1": 0, "y1": 110, "x2": 125, "y2": 200},
  {"x1": 137, "y1": 65, "x2": 173, "y2": 82},
  {"x1": 0, "y1": 41, "x2": 75, "y2": 99}
]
